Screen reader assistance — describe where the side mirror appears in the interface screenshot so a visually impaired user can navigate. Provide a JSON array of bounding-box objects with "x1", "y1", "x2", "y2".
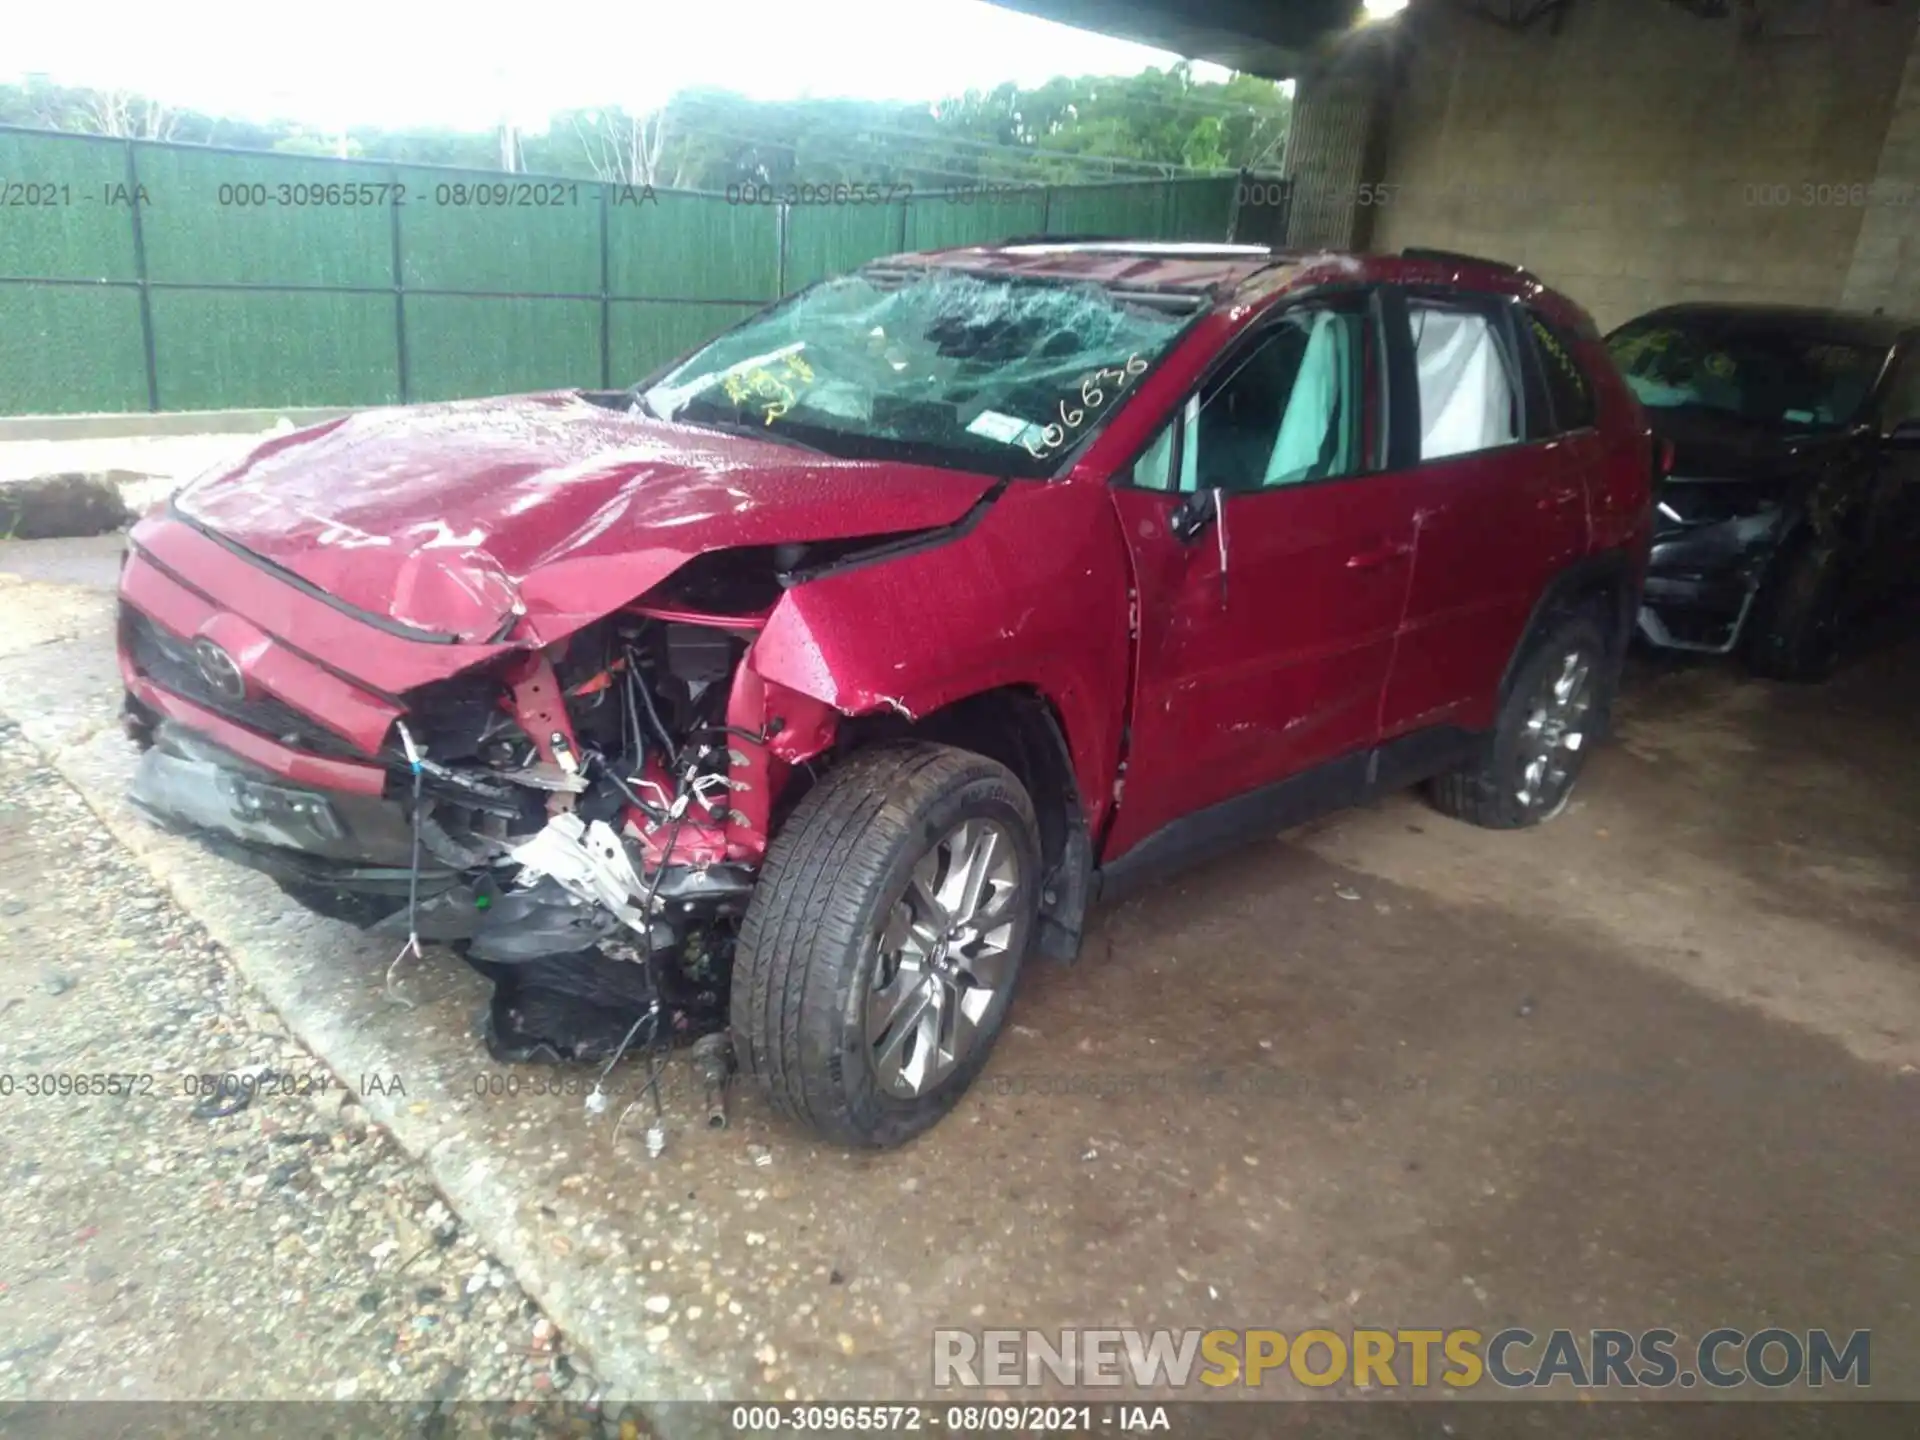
[
  {"x1": 1169, "y1": 488, "x2": 1220, "y2": 544},
  {"x1": 1886, "y1": 418, "x2": 1920, "y2": 451}
]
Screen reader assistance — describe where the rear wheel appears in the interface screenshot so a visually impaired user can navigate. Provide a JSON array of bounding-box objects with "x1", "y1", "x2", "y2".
[
  {"x1": 1429, "y1": 614, "x2": 1609, "y2": 830},
  {"x1": 731, "y1": 743, "x2": 1039, "y2": 1148}
]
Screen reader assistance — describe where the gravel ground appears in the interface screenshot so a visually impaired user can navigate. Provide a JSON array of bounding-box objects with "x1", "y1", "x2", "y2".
[{"x1": 0, "y1": 717, "x2": 651, "y2": 1426}]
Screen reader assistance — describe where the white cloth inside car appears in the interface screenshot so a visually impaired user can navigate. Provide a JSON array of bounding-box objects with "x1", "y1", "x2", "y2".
[{"x1": 1412, "y1": 308, "x2": 1517, "y2": 460}]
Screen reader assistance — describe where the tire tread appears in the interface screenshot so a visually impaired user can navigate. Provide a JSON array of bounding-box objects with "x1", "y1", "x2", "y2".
[
  {"x1": 1428, "y1": 612, "x2": 1609, "y2": 831},
  {"x1": 733, "y1": 742, "x2": 1034, "y2": 1147}
]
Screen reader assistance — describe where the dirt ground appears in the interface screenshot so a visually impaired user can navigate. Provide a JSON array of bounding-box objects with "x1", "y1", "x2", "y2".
[
  {"x1": 0, "y1": 534, "x2": 1913, "y2": 1421},
  {"x1": 0, "y1": 716, "x2": 621, "y2": 1404}
]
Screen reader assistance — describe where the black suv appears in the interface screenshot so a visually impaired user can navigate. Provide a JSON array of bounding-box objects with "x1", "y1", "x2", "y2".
[{"x1": 1607, "y1": 303, "x2": 1920, "y2": 680}]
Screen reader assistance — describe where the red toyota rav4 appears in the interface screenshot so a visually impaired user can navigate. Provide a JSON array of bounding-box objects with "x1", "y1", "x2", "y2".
[{"x1": 118, "y1": 241, "x2": 1651, "y2": 1148}]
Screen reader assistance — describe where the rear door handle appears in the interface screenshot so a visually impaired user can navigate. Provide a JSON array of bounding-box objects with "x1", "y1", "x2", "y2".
[{"x1": 1345, "y1": 539, "x2": 1415, "y2": 570}]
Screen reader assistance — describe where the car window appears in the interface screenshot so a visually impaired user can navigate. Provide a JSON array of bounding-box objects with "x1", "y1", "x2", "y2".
[
  {"x1": 1130, "y1": 421, "x2": 1178, "y2": 492},
  {"x1": 1180, "y1": 307, "x2": 1363, "y2": 493},
  {"x1": 1408, "y1": 300, "x2": 1522, "y2": 460},
  {"x1": 1883, "y1": 348, "x2": 1920, "y2": 428},
  {"x1": 1605, "y1": 317, "x2": 1885, "y2": 432},
  {"x1": 1405, "y1": 299, "x2": 1520, "y2": 462},
  {"x1": 638, "y1": 268, "x2": 1193, "y2": 478},
  {"x1": 1527, "y1": 310, "x2": 1596, "y2": 433}
]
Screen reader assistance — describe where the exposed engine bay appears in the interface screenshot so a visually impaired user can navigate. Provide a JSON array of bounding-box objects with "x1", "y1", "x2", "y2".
[{"x1": 124, "y1": 581, "x2": 822, "y2": 1068}]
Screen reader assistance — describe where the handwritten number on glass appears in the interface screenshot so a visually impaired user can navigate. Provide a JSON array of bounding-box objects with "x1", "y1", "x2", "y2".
[
  {"x1": 1020, "y1": 355, "x2": 1149, "y2": 460},
  {"x1": 723, "y1": 357, "x2": 810, "y2": 425}
]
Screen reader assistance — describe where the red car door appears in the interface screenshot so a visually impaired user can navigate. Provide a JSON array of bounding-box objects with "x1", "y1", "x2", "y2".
[
  {"x1": 1102, "y1": 291, "x2": 1424, "y2": 862},
  {"x1": 1376, "y1": 290, "x2": 1594, "y2": 738}
]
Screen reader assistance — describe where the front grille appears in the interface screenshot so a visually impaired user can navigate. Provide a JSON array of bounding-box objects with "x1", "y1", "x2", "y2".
[{"x1": 119, "y1": 604, "x2": 372, "y2": 761}]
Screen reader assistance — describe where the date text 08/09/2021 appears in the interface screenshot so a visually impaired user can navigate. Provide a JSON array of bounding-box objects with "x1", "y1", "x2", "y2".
[
  {"x1": 0, "y1": 1070, "x2": 351, "y2": 1100},
  {"x1": 0, "y1": 180, "x2": 661, "y2": 209},
  {"x1": 4, "y1": 176, "x2": 1092, "y2": 210},
  {"x1": 727, "y1": 1405, "x2": 1164, "y2": 1433}
]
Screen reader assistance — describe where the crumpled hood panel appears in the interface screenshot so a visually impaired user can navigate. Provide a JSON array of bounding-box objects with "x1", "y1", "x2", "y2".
[{"x1": 174, "y1": 391, "x2": 998, "y2": 642}]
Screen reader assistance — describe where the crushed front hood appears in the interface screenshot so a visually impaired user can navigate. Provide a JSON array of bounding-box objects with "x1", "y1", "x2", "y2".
[{"x1": 172, "y1": 391, "x2": 998, "y2": 644}]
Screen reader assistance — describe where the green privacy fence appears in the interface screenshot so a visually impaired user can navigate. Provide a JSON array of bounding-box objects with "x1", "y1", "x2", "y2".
[{"x1": 0, "y1": 126, "x2": 1274, "y2": 416}]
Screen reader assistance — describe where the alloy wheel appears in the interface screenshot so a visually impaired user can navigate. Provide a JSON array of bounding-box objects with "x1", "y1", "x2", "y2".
[
  {"x1": 865, "y1": 819, "x2": 1022, "y2": 1098},
  {"x1": 1516, "y1": 646, "x2": 1596, "y2": 817}
]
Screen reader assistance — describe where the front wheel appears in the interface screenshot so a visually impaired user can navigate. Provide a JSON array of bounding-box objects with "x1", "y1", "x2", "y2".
[
  {"x1": 1746, "y1": 542, "x2": 1845, "y2": 683},
  {"x1": 1429, "y1": 613, "x2": 1609, "y2": 829},
  {"x1": 731, "y1": 743, "x2": 1040, "y2": 1148}
]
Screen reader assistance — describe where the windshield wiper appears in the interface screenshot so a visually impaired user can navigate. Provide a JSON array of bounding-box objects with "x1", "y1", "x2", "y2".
[
  {"x1": 636, "y1": 392, "x2": 831, "y2": 455},
  {"x1": 671, "y1": 413, "x2": 832, "y2": 455}
]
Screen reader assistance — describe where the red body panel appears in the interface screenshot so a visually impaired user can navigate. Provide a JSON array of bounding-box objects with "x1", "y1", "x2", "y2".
[
  {"x1": 116, "y1": 243, "x2": 1651, "y2": 885},
  {"x1": 121, "y1": 547, "x2": 405, "y2": 752},
  {"x1": 171, "y1": 391, "x2": 995, "y2": 646},
  {"x1": 747, "y1": 480, "x2": 1134, "y2": 837},
  {"x1": 1104, "y1": 473, "x2": 1426, "y2": 858},
  {"x1": 1378, "y1": 436, "x2": 1591, "y2": 736},
  {"x1": 120, "y1": 656, "x2": 388, "y2": 796},
  {"x1": 127, "y1": 515, "x2": 517, "y2": 700}
]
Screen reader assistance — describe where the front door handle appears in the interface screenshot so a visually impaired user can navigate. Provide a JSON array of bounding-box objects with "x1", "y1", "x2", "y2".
[{"x1": 1345, "y1": 539, "x2": 1415, "y2": 570}]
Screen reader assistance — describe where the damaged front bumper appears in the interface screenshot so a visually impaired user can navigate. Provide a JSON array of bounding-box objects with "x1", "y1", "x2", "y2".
[
  {"x1": 130, "y1": 718, "x2": 419, "y2": 872},
  {"x1": 1636, "y1": 504, "x2": 1785, "y2": 654},
  {"x1": 116, "y1": 562, "x2": 850, "y2": 980},
  {"x1": 126, "y1": 711, "x2": 759, "y2": 960},
  {"x1": 126, "y1": 715, "x2": 464, "y2": 918}
]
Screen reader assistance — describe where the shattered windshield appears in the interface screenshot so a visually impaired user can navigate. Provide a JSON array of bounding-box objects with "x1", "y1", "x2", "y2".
[
  {"x1": 1607, "y1": 318, "x2": 1887, "y2": 432},
  {"x1": 637, "y1": 268, "x2": 1193, "y2": 477}
]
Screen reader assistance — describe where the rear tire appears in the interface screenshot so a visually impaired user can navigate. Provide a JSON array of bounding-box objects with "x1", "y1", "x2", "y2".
[
  {"x1": 731, "y1": 743, "x2": 1040, "y2": 1149},
  {"x1": 1746, "y1": 542, "x2": 1844, "y2": 683},
  {"x1": 1429, "y1": 613, "x2": 1609, "y2": 830}
]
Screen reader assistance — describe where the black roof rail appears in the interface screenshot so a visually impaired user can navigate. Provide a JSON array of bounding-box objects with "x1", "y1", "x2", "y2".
[{"x1": 1402, "y1": 246, "x2": 1529, "y2": 274}]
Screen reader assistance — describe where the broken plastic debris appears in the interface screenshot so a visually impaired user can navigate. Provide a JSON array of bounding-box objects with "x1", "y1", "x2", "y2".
[{"x1": 509, "y1": 813, "x2": 649, "y2": 928}]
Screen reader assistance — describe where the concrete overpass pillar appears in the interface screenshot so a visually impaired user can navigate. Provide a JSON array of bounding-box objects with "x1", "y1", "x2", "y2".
[
  {"x1": 1361, "y1": 0, "x2": 1920, "y2": 330},
  {"x1": 1283, "y1": 64, "x2": 1387, "y2": 250},
  {"x1": 1842, "y1": 33, "x2": 1920, "y2": 317}
]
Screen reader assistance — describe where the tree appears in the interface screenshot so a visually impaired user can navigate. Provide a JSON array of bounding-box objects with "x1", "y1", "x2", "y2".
[
  {"x1": 568, "y1": 106, "x2": 674, "y2": 186},
  {"x1": 0, "y1": 67, "x2": 1292, "y2": 190},
  {"x1": 78, "y1": 87, "x2": 180, "y2": 141}
]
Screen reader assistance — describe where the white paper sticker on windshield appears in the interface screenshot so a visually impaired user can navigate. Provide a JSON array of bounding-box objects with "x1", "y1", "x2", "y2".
[{"x1": 966, "y1": 409, "x2": 1032, "y2": 444}]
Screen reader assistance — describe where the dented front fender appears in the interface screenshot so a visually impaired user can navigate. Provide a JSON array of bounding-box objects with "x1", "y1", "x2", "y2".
[{"x1": 741, "y1": 477, "x2": 1134, "y2": 836}]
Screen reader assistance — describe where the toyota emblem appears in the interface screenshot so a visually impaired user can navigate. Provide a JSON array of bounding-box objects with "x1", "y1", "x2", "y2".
[{"x1": 192, "y1": 639, "x2": 247, "y2": 703}]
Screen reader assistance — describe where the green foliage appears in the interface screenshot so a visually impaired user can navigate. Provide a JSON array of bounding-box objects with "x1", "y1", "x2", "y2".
[{"x1": 0, "y1": 64, "x2": 1289, "y2": 190}]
